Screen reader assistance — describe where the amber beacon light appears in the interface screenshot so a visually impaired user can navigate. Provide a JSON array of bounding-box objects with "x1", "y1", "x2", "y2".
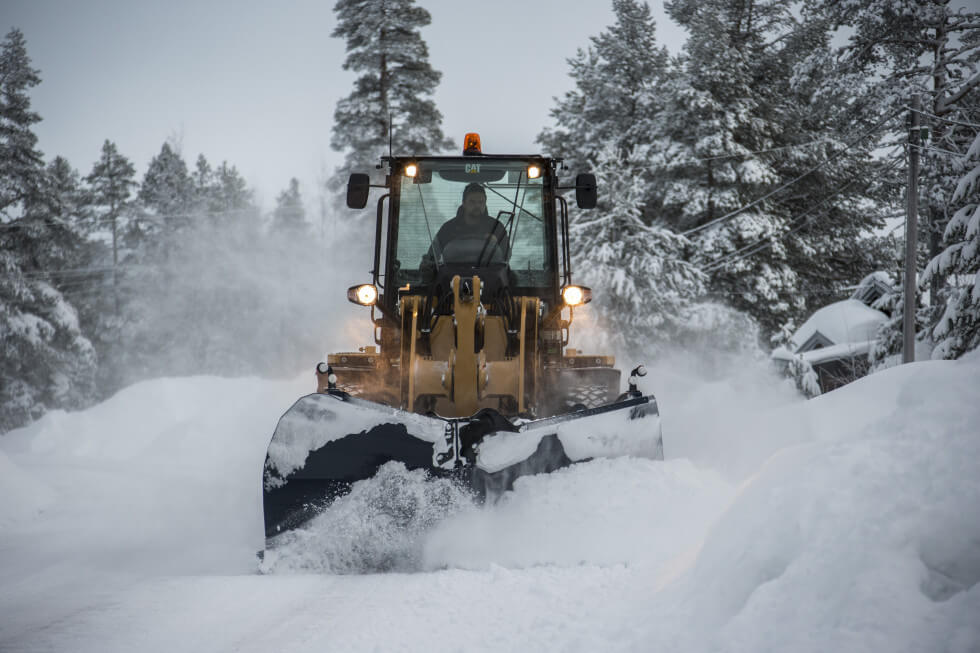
[{"x1": 463, "y1": 132, "x2": 482, "y2": 155}]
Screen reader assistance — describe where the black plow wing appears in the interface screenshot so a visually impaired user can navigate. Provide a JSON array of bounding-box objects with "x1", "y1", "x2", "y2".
[{"x1": 262, "y1": 391, "x2": 662, "y2": 540}]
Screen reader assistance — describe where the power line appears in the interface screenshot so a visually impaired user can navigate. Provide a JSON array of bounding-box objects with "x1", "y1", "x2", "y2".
[
  {"x1": 661, "y1": 137, "x2": 835, "y2": 166},
  {"x1": 697, "y1": 288, "x2": 870, "y2": 298},
  {"x1": 0, "y1": 206, "x2": 259, "y2": 232},
  {"x1": 911, "y1": 143, "x2": 974, "y2": 158},
  {"x1": 17, "y1": 263, "x2": 154, "y2": 281},
  {"x1": 682, "y1": 108, "x2": 905, "y2": 238},
  {"x1": 906, "y1": 106, "x2": 980, "y2": 130},
  {"x1": 704, "y1": 157, "x2": 904, "y2": 272},
  {"x1": 701, "y1": 155, "x2": 905, "y2": 273}
]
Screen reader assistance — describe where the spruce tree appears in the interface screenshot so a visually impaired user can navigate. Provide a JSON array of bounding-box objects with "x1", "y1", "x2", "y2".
[
  {"x1": 213, "y1": 162, "x2": 252, "y2": 213},
  {"x1": 2, "y1": 157, "x2": 99, "y2": 430},
  {"x1": 538, "y1": 0, "x2": 670, "y2": 198},
  {"x1": 660, "y1": 0, "x2": 802, "y2": 342},
  {"x1": 84, "y1": 141, "x2": 141, "y2": 394},
  {"x1": 808, "y1": 0, "x2": 980, "y2": 362},
  {"x1": 23, "y1": 157, "x2": 92, "y2": 273},
  {"x1": 571, "y1": 145, "x2": 705, "y2": 355},
  {"x1": 330, "y1": 0, "x2": 453, "y2": 191},
  {"x1": 0, "y1": 30, "x2": 96, "y2": 431},
  {"x1": 86, "y1": 140, "x2": 136, "y2": 277},
  {"x1": 657, "y1": 0, "x2": 896, "y2": 339},
  {"x1": 139, "y1": 141, "x2": 193, "y2": 237},
  {"x1": 922, "y1": 131, "x2": 980, "y2": 359},
  {"x1": 809, "y1": 0, "x2": 980, "y2": 282},
  {"x1": 190, "y1": 154, "x2": 254, "y2": 222},
  {"x1": 190, "y1": 153, "x2": 216, "y2": 215},
  {"x1": 0, "y1": 247, "x2": 97, "y2": 432},
  {"x1": 269, "y1": 177, "x2": 309, "y2": 235},
  {"x1": 0, "y1": 28, "x2": 44, "y2": 218}
]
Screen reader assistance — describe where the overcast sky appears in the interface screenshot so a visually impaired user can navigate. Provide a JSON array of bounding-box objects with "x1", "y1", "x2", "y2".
[{"x1": 2, "y1": 0, "x2": 686, "y2": 212}]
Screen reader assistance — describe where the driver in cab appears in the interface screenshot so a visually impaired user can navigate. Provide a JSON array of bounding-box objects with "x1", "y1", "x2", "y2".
[{"x1": 426, "y1": 182, "x2": 509, "y2": 266}]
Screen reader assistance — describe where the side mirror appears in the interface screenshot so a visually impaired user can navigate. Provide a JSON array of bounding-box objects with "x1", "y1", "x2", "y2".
[
  {"x1": 346, "y1": 173, "x2": 370, "y2": 209},
  {"x1": 575, "y1": 173, "x2": 597, "y2": 209}
]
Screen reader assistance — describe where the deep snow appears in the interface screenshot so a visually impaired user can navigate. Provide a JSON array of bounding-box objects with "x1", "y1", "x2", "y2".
[{"x1": 1, "y1": 353, "x2": 978, "y2": 652}]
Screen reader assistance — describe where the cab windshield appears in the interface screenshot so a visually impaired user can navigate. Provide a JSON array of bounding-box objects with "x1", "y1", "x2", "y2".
[{"x1": 392, "y1": 159, "x2": 552, "y2": 288}]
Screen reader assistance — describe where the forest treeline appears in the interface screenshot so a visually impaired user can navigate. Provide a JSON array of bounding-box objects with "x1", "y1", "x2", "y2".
[
  {"x1": 2, "y1": 0, "x2": 979, "y2": 432},
  {"x1": 0, "y1": 29, "x2": 352, "y2": 431}
]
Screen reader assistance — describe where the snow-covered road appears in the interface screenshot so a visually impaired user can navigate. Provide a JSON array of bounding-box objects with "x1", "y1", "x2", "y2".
[{"x1": 2, "y1": 354, "x2": 978, "y2": 652}]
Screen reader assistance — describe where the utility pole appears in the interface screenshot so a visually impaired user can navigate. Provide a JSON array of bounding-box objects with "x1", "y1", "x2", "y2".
[
  {"x1": 903, "y1": 95, "x2": 921, "y2": 364},
  {"x1": 110, "y1": 196, "x2": 119, "y2": 317}
]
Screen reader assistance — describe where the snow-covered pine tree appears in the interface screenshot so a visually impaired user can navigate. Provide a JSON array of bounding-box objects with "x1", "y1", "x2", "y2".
[
  {"x1": 85, "y1": 140, "x2": 136, "y2": 276},
  {"x1": 0, "y1": 28, "x2": 43, "y2": 218},
  {"x1": 213, "y1": 162, "x2": 252, "y2": 214},
  {"x1": 805, "y1": 0, "x2": 980, "y2": 247},
  {"x1": 923, "y1": 130, "x2": 980, "y2": 359},
  {"x1": 658, "y1": 0, "x2": 896, "y2": 340},
  {"x1": 83, "y1": 140, "x2": 139, "y2": 395},
  {"x1": 772, "y1": 18, "x2": 899, "y2": 318},
  {"x1": 656, "y1": 0, "x2": 801, "y2": 338},
  {"x1": 189, "y1": 154, "x2": 256, "y2": 225},
  {"x1": 810, "y1": 0, "x2": 980, "y2": 363},
  {"x1": 190, "y1": 154, "x2": 216, "y2": 215},
  {"x1": 0, "y1": 30, "x2": 96, "y2": 431},
  {"x1": 188, "y1": 156, "x2": 252, "y2": 217},
  {"x1": 269, "y1": 178, "x2": 309, "y2": 235},
  {"x1": 0, "y1": 250, "x2": 97, "y2": 432},
  {"x1": 24, "y1": 157, "x2": 93, "y2": 273},
  {"x1": 330, "y1": 0, "x2": 453, "y2": 194},
  {"x1": 571, "y1": 144, "x2": 705, "y2": 356},
  {"x1": 138, "y1": 141, "x2": 193, "y2": 247},
  {"x1": 538, "y1": 0, "x2": 669, "y2": 184}
]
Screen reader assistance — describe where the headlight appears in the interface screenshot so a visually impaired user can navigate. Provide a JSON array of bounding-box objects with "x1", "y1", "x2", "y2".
[
  {"x1": 527, "y1": 164, "x2": 541, "y2": 179},
  {"x1": 404, "y1": 163, "x2": 418, "y2": 177},
  {"x1": 561, "y1": 285, "x2": 592, "y2": 306},
  {"x1": 347, "y1": 283, "x2": 378, "y2": 306}
]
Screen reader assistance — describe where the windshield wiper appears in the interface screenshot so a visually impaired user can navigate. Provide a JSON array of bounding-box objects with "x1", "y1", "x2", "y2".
[
  {"x1": 485, "y1": 184, "x2": 543, "y2": 224},
  {"x1": 417, "y1": 184, "x2": 443, "y2": 270},
  {"x1": 477, "y1": 170, "x2": 524, "y2": 266}
]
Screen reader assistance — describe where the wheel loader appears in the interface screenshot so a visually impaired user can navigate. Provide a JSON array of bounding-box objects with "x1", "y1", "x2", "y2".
[{"x1": 262, "y1": 133, "x2": 663, "y2": 542}]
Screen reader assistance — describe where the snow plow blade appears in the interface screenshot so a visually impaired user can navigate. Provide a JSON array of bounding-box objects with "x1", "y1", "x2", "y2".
[{"x1": 262, "y1": 390, "x2": 662, "y2": 540}]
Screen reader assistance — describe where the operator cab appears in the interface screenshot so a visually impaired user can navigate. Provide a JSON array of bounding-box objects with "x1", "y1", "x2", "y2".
[
  {"x1": 392, "y1": 157, "x2": 554, "y2": 308},
  {"x1": 344, "y1": 133, "x2": 597, "y2": 321}
]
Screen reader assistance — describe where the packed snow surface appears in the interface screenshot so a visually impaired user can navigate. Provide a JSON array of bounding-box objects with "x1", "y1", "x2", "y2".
[{"x1": 2, "y1": 353, "x2": 979, "y2": 652}]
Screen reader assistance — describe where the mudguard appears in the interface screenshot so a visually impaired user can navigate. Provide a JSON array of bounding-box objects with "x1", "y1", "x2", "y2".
[{"x1": 262, "y1": 390, "x2": 662, "y2": 540}]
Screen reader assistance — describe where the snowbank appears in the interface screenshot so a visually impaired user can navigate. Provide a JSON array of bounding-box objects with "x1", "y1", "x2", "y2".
[
  {"x1": 1, "y1": 353, "x2": 977, "y2": 652},
  {"x1": 638, "y1": 354, "x2": 980, "y2": 651},
  {"x1": 0, "y1": 448, "x2": 55, "y2": 527}
]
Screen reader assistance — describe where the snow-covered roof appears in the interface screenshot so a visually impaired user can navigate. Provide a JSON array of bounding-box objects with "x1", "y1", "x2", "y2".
[
  {"x1": 850, "y1": 271, "x2": 893, "y2": 306},
  {"x1": 801, "y1": 339, "x2": 875, "y2": 365},
  {"x1": 771, "y1": 339, "x2": 875, "y2": 365},
  {"x1": 788, "y1": 299, "x2": 887, "y2": 353},
  {"x1": 854, "y1": 271, "x2": 892, "y2": 290}
]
